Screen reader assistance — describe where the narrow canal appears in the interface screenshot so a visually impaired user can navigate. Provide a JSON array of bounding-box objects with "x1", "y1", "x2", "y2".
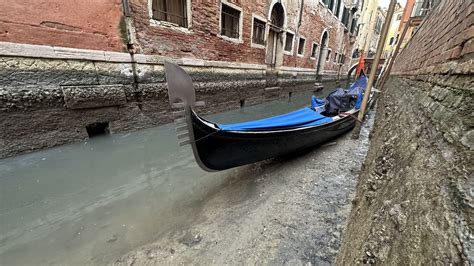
[{"x1": 0, "y1": 84, "x2": 344, "y2": 265}]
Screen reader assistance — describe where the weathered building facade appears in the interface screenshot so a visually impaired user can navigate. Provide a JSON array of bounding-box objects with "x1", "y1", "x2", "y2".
[
  {"x1": 354, "y1": 0, "x2": 384, "y2": 57},
  {"x1": 397, "y1": 0, "x2": 441, "y2": 49},
  {"x1": 382, "y1": 3, "x2": 404, "y2": 57},
  {"x1": 127, "y1": 0, "x2": 358, "y2": 75},
  {"x1": 0, "y1": 0, "x2": 361, "y2": 158},
  {"x1": 338, "y1": 0, "x2": 473, "y2": 264}
]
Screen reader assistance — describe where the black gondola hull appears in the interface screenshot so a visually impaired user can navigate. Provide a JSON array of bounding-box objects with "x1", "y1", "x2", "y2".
[{"x1": 190, "y1": 111, "x2": 359, "y2": 171}]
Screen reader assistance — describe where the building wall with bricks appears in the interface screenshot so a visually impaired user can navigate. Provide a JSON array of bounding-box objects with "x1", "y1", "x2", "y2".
[
  {"x1": 392, "y1": 0, "x2": 472, "y2": 75},
  {"x1": 0, "y1": 0, "x2": 357, "y2": 75},
  {"x1": 0, "y1": 0, "x2": 125, "y2": 52},
  {"x1": 338, "y1": 0, "x2": 473, "y2": 264},
  {"x1": 130, "y1": 0, "x2": 355, "y2": 74}
]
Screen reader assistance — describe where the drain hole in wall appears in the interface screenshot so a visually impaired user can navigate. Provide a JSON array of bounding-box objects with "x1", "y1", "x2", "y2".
[
  {"x1": 288, "y1": 92, "x2": 293, "y2": 102},
  {"x1": 240, "y1": 99, "x2": 245, "y2": 108},
  {"x1": 86, "y1": 122, "x2": 110, "y2": 138}
]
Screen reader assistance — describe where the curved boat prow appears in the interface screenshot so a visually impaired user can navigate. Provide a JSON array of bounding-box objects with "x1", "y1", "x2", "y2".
[
  {"x1": 164, "y1": 62, "x2": 196, "y2": 108},
  {"x1": 164, "y1": 62, "x2": 217, "y2": 172}
]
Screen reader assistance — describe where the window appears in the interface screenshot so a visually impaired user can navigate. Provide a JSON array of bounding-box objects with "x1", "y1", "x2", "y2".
[
  {"x1": 328, "y1": 0, "x2": 335, "y2": 12},
  {"x1": 311, "y1": 43, "x2": 318, "y2": 58},
  {"x1": 221, "y1": 4, "x2": 241, "y2": 39},
  {"x1": 326, "y1": 49, "x2": 331, "y2": 61},
  {"x1": 388, "y1": 37, "x2": 395, "y2": 45},
  {"x1": 375, "y1": 17, "x2": 382, "y2": 34},
  {"x1": 334, "y1": 52, "x2": 338, "y2": 62},
  {"x1": 342, "y1": 6, "x2": 349, "y2": 27},
  {"x1": 396, "y1": 14, "x2": 402, "y2": 21},
  {"x1": 252, "y1": 18, "x2": 266, "y2": 45},
  {"x1": 152, "y1": 0, "x2": 188, "y2": 27},
  {"x1": 340, "y1": 54, "x2": 346, "y2": 64},
  {"x1": 335, "y1": 0, "x2": 342, "y2": 18},
  {"x1": 284, "y1": 32, "x2": 294, "y2": 52},
  {"x1": 298, "y1": 37, "x2": 306, "y2": 55},
  {"x1": 352, "y1": 48, "x2": 359, "y2": 58},
  {"x1": 350, "y1": 18, "x2": 357, "y2": 34}
]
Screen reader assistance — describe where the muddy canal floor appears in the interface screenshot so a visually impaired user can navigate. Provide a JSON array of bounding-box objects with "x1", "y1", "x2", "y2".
[{"x1": 115, "y1": 111, "x2": 375, "y2": 265}]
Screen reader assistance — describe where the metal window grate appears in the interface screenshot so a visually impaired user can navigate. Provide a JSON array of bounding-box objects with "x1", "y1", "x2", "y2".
[
  {"x1": 252, "y1": 18, "x2": 266, "y2": 45},
  {"x1": 221, "y1": 4, "x2": 240, "y2": 38},
  {"x1": 152, "y1": 0, "x2": 187, "y2": 27}
]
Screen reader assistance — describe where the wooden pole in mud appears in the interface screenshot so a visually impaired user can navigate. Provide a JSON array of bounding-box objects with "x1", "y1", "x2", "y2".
[
  {"x1": 352, "y1": 0, "x2": 397, "y2": 139},
  {"x1": 377, "y1": 17, "x2": 411, "y2": 89}
]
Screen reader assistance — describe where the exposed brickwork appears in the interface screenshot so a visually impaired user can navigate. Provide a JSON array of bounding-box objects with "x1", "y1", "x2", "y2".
[
  {"x1": 130, "y1": 0, "x2": 354, "y2": 73},
  {"x1": 338, "y1": 0, "x2": 473, "y2": 264},
  {"x1": 0, "y1": 0, "x2": 125, "y2": 51},
  {"x1": 282, "y1": 2, "x2": 354, "y2": 73},
  {"x1": 392, "y1": 0, "x2": 474, "y2": 75}
]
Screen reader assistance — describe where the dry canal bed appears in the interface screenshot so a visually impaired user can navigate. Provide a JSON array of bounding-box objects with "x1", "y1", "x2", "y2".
[
  {"x1": 116, "y1": 111, "x2": 376, "y2": 265},
  {"x1": 0, "y1": 89, "x2": 375, "y2": 265}
]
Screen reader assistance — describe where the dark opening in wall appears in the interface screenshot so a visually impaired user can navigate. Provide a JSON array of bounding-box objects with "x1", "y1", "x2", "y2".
[
  {"x1": 86, "y1": 122, "x2": 110, "y2": 138},
  {"x1": 288, "y1": 91, "x2": 293, "y2": 102},
  {"x1": 240, "y1": 99, "x2": 245, "y2": 108}
]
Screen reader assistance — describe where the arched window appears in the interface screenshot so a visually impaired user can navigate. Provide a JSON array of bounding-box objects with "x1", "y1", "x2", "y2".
[{"x1": 270, "y1": 3, "x2": 284, "y2": 28}]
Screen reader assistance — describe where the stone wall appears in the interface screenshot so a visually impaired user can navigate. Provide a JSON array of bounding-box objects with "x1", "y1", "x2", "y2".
[
  {"x1": 337, "y1": 0, "x2": 473, "y2": 264},
  {"x1": 0, "y1": 42, "x2": 333, "y2": 158}
]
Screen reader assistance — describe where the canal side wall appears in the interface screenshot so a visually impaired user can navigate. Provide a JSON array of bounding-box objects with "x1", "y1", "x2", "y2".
[
  {"x1": 0, "y1": 42, "x2": 338, "y2": 159},
  {"x1": 337, "y1": 0, "x2": 473, "y2": 264}
]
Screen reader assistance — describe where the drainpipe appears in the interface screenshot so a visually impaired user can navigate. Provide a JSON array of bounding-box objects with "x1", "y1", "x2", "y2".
[
  {"x1": 122, "y1": 0, "x2": 138, "y2": 54},
  {"x1": 121, "y1": 0, "x2": 142, "y2": 107}
]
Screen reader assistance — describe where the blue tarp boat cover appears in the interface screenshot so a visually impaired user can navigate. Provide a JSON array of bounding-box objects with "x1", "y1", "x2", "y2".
[
  {"x1": 325, "y1": 75, "x2": 368, "y2": 113},
  {"x1": 218, "y1": 75, "x2": 367, "y2": 131},
  {"x1": 218, "y1": 107, "x2": 332, "y2": 131},
  {"x1": 347, "y1": 75, "x2": 367, "y2": 109}
]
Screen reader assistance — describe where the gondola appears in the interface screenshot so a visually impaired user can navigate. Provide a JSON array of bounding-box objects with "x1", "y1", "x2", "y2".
[{"x1": 164, "y1": 62, "x2": 372, "y2": 171}]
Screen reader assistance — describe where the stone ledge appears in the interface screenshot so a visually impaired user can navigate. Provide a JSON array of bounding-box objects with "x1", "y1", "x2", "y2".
[{"x1": 0, "y1": 42, "x2": 345, "y2": 75}]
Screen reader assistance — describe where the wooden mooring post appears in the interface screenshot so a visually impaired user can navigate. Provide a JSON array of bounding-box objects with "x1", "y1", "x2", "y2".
[{"x1": 352, "y1": 0, "x2": 397, "y2": 139}]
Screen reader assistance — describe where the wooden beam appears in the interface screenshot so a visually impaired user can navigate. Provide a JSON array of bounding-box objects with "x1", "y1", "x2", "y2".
[
  {"x1": 377, "y1": 17, "x2": 412, "y2": 89},
  {"x1": 352, "y1": 0, "x2": 398, "y2": 139}
]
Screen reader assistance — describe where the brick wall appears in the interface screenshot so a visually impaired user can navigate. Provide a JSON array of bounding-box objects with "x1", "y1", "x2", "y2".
[
  {"x1": 392, "y1": 0, "x2": 473, "y2": 75},
  {"x1": 130, "y1": 0, "x2": 354, "y2": 73},
  {"x1": 282, "y1": 1, "x2": 353, "y2": 73},
  {"x1": 0, "y1": 0, "x2": 125, "y2": 52},
  {"x1": 337, "y1": 0, "x2": 473, "y2": 264}
]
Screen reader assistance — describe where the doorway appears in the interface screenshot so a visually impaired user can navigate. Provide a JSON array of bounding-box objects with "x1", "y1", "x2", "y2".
[
  {"x1": 265, "y1": 2, "x2": 285, "y2": 68},
  {"x1": 317, "y1": 31, "x2": 329, "y2": 76},
  {"x1": 266, "y1": 29, "x2": 278, "y2": 66}
]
